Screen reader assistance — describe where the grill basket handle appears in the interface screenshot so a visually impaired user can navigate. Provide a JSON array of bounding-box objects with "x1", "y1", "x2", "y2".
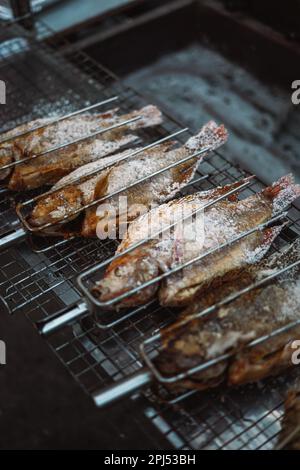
[
  {"x1": 0, "y1": 227, "x2": 26, "y2": 250},
  {"x1": 36, "y1": 301, "x2": 89, "y2": 336},
  {"x1": 93, "y1": 369, "x2": 153, "y2": 408}
]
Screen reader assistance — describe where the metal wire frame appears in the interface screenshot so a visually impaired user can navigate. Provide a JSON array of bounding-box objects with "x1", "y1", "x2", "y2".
[
  {"x1": 0, "y1": 21, "x2": 118, "y2": 135},
  {"x1": 37, "y1": 24, "x2": 300, "y2": 451},
  {"x1": 140, "y1": 257, "x2": 300, "y2": 384},
  {"x1": 15, "y1": 127, "x2": 189, "y2": 232},
  {"x1": 85, "y1": 250, "x2": 300, "y2": 411},
  {"x1": 27, "y1": 173, "x2": 210, "y2": 254},
  {"x1": 0, "y1": 95, "x2": 119, "y2": 144},
  {"x1": 46, "y1": 305, "x2": 300, "y2": 450},
  {"x1": 0, "y1": 16, "x2": 218, "y2": 319},
  {"x1": 77, "y1": 192, "x2": 284, "y2": 310},
  {"x1": 1, "y1": 112, "x2": 142, "y2": 174},
  {"x1": 33, "y1": 177, "x2": 254, "y2": 334},
  {"x1": 3, "y1": 158, "x2": 297, "y2": 320},
  {"x1": 144, "y1": 372, "x2": 297, "y2": 450},
  {"x1": 1, "y1": 18, "x2": 300, "y2": 450}
]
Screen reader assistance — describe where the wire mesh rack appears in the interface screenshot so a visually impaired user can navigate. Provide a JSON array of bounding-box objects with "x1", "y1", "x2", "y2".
[{"x1": 0, "y1": 18, "x2": 300, "y2": 450}]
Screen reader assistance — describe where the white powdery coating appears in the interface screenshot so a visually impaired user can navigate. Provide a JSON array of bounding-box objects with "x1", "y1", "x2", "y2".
[
  {"x1": 53, "y1": 147, "x2": 139, "y2": 190},
  {"x1": 185, "y1": 120, "x2": 228, "y2": 152},
  {"x1": 25, "y1": 110, "x2": 120, "y2": 151},
  {"x1": 30, "y1": 105, "x2": 162, "y2": 149},
  {"x1": 243, "y1": 225, "x2": 283, "y2": 265},
  {"x1": 273, "y1": 186, "x2": 300, "y2": 214},
  {"x1": 117, "y1": 192, "x2": 213, "y2": 251},
  {"x1": 129, "y1": 105, "x2": 163, "y2": 129},
  {"x1": 35, "y1": 121, "x2": 228, "y2": 227},
  {"x1": 67, "y1": 120, "x2": 227, "y2": 208},
  {"x1": 276, "y1": 279, "x2": 300, "y2": 322},
  {"x1": 1, "y1": 117, "x2": 52, "y2": 140},
  {"x1": 9, "y1": 105, "x2": 161, "y2": 157},
  {"x1": 102, "y1": 148, "x2": 193, "y2": 204}
]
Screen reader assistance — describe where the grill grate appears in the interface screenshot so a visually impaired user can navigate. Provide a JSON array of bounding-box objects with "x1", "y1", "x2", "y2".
[{"x1": 0, "y1": 20, "x2": 300, "y2": 450}]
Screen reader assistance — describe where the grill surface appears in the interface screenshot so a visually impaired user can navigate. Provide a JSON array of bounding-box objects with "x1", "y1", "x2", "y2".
[{"x1": 0, "y1": 19, "x2": 300, "y2": 450}]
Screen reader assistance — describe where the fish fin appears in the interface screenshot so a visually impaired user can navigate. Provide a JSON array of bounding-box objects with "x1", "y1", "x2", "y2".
[
  {"x1": 80, "y1": 170, "x2": 112, "y2": 237},
  {"x1": 129, "y1": 105, "x2": 163, "y2": 129},
  {"x1": 93, "y1": 169, "x2": 112, "y2": 199},
  {"x1": 201, "y1": 176, "x2": 254, "y2": 201},
  {"x1": 263, "y1": 224, "x2": 285, "y2": 245},
  {"x1": 184, "y1": 121, "x2": 228, "y2": 154},
  {"x1": 263, "y1": 174, "x2": 300, "y2": 213},
  {"x1": 245, "y1": 224, "x2": 285, "y2": 265}
]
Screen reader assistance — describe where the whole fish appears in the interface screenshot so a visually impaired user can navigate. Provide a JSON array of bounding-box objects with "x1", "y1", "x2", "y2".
[
  {"x1": 95, "y1": 174, "x2": 300, "y2": 310},
  {"x1": 278, "y1": 384, "x2": 300, "y2": 450},
  {"x1": 0, "y1": 105, "x2": 162, "y2": 190},
  {"x1": 154, "y1": 239, "x2": 300, "y2": 393},
  {"x1": 29, "y1": 121, "x2": 228, "y2": 237}
]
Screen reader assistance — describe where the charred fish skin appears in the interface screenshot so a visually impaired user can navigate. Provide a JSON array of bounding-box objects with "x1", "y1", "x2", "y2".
[
  {"x1": 28, "y1": 149, "x2": 134, "y2": 229},
  {"x1": 94, "y1": 179, "x2": 253, "y2": 309},
  {"x1": 96, "y1": 175, "x2": 300, "y2": 310},
  {"x1": 82, "y1": 120, "x2": 228, "y2": 238},
  {"x1": 0, "y1": 118, "x2": 50, "y2": 180},
  {"x1": 278, "y1": 386, "x2": 300, "y2": 450},
  {"x1": 2, "y1": 105, "x2": 163, "y2": 190},
  {"x1": 155, "y1": 240, "x2": 300, "y2": 393},
  {"x1": 159, "y1": 174, "x2": 300, "y2": 307},
  {"x1": 28, "y1": 121, "x2": 228, "y2": 237}
]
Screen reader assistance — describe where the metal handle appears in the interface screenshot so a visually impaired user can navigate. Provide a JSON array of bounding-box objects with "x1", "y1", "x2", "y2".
[
  {"x1": 36, "y1": 301, "x2": 88, "y2": 336},
  {"x1": 0, "y1": 227, "x2": 26, "y2": 250},
  {"x1": 93, "y1": 369, "x2": 153, "y2": 408}
]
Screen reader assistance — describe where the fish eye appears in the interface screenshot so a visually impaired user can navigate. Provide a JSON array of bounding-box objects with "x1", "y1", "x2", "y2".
[{"x1": 114, "y1": 267, "x2": 122, "y2": 277}]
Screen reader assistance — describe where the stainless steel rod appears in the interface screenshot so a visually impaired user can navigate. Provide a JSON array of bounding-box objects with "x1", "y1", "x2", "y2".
[
  {"x1": 91, "y1": 212, "x2": 285, "y2": 308},
  {"x1": 140, "y1": 257, "x2": 300, "y2": 384},
  {"x1": 1, "y1": 115, "x2": 141, "y2": 171},
  {"x1": 0, "y1": 227, "x2": 26, "y2": 250},
  {"x1": 0, "y1": 96, "x2": 118, "y2": 144},
  {"x1": 92, "y1": 369, "x2": 152, "y2": 408},
  {"x1": 18, "y1": 127, "x2": 188, "y2": 209},
  {"x1": 77, "y1": 178, "x2": 252, "y2": 303},
  {"x1": 36, "y1": 301, "x2": 88, "y2": 337},
  {"x1": 22, "y1": 141, "x2": 207, "y2": 233}
]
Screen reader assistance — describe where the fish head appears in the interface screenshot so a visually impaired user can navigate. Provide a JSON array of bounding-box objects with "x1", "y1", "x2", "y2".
[
  {"x1": 29, "y1": 186, "x2": 83, "y2": 227},
  {"x1": 94, "y1": 248, "x2": 160, "y2": 309}
]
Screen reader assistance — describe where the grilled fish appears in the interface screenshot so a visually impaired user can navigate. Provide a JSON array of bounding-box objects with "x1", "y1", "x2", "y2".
[
  {"x1": 29, "y1": 121, "x2": 228, "y2": 237},
  {"x1": 278, "y1": 384, "x2": 300, "y2": 450},
  {"x1": 95, "y1": 174, "x2": 300, "y2": 310},
  {"x1": 154, "y1": 239, "x2": 300, "y2": 392},
  {"x1": 0, "y1": 105, "x2": 162, "y2": 190}
]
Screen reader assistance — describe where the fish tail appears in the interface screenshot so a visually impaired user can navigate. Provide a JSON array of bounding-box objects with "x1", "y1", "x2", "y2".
[
  {"x1": 247, "y1": 224, "x2": 285, "y2": 264},
  {"x1": 262, "y1": 224, "x2": 285, "y2": 247},
  {"x1": 129, "y1": 105, "x2": 163, "y2": 129},
  {"x1": 263, "y1": 174, "x2": 300, "y2": 213},
  {"x1": 185, "y1": 121, "x2": 228, "y2": 154}
]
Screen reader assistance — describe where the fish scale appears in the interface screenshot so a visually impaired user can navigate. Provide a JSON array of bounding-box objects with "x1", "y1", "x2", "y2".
[
  {"x1": 0, "y1": 105, "x2": 162, "y2": 190},
  {"x1": 95, "y1": 175, "x2": 300, "y2": 310}
]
